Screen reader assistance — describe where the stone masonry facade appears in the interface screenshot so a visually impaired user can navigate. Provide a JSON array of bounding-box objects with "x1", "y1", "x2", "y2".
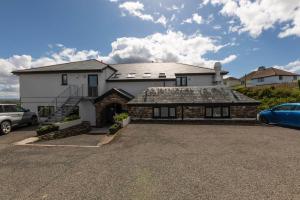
[
  {"x1": 95, "y1": 92, "x2": 129, "y2": 127},
  {"x1": 128, "y1": 104, "x2": 258, "y2": 119}
]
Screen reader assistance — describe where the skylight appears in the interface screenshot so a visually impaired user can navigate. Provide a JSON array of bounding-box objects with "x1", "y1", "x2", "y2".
[
  {"x1": 159, "y1": 73, "x2": 166, "y2": 78},
  {"x1": 143, "y1": 73, "x2": 151, "y2": 78},
  {"x1": 127, "y1": 73, "x2": 136, "y2": 78}
]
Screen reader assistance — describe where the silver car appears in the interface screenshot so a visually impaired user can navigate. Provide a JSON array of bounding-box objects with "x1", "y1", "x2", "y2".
[{"x1": 0, "y1": 104, "x2": 38, "y2": 134}]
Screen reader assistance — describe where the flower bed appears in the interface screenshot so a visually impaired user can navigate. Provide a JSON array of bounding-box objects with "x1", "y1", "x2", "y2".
[{"x1": 54, "y1": 119, "x2": 82, "y2": 130}]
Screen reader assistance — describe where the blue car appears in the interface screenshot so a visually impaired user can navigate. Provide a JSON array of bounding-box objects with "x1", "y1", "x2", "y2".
[{"x1": 258, "y1": 103, "x2": 300, "y2": 128}]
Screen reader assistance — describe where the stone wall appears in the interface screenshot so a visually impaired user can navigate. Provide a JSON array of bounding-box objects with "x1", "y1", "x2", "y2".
[
  {"x1": 95, "y1": 93, "x2": 129, "y2": 127},
  {"x1": 230, "y1": 105, "x2": 258, "y2": 118},
  {"x1": 38, "y1": 121, "x2": 91, "y2": 141},
  {"x1": 183, "y1": 106, "x2": 205, "y2": 118},
  {"x1": 128, "y1": 106, "x2": 153, "y2": 119},
  {"x1": 128, "y1": 104, "x2": 258, "y2": 119}
]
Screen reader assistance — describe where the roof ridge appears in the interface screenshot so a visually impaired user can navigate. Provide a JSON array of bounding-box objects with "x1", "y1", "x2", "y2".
[{"x1": 12, "y1": 59, "x2": 108, "y2": 73}]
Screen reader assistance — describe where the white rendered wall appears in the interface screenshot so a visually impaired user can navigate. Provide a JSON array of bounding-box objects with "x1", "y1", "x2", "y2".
[
  {"x1": 79, "y1": 100, "x2": 96, "y2": 126},
  {"x1": 251, "y1": 76, "x2": 298, "y2": 86}
]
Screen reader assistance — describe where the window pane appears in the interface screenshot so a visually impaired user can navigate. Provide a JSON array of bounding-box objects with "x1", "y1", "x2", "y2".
[
  {"x1": 222, "y1": 107, "x2": 229, "y2": 117},
  {"x1": 4, "y1": 105, "x2": 17, "y2": 112},
  {"x1": 205, "y1": 107, "x2": 212, "y2": 117},
  {"x1": 169, "y1": 107, "x2": 176, "y2": 117},
  {"x1": 182, "y1": 77, "x2": 187, "y2": 86},
  {"x1": 62, "y1": 74, "x2": 68, "y2": 85},
  {"x1": 176, "y1": 77, "x2": 181, "y2": 86},
  {"x1": 38, "y1": 106, "x2": 54, "y2": 117},
  {"x1": 213, "y1": 107, "x2": 221, "y2": 117},
  {"x1": 153, "y1": 108, "x2": 160, "y2": 117},
  {"x1": 295, "y1": 106, "x2": 300, "y2": 111},
  {"x1": 0, "y1": 106, "x2": 3, "y2": 113},
  {"x1": 161, "y1": 107, "x2": 168, "y2": 118},
  {"x1": 88, "y1": 75, "x2": 98, "y2": 87}
]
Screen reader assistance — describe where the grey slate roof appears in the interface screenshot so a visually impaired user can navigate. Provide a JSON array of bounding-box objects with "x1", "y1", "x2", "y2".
[
  {"x1": 128, "y1": 86, "x2": 260, "y2": 105},
  {"x1": 12, "y1": 60, "x2": 228, "y2": 80},
  {"x1": 108, "y1": 63, "x2": 228, "y2": 80},
  {"x1": 12, "y1": 59, "x2": 110, "y2": 74}
]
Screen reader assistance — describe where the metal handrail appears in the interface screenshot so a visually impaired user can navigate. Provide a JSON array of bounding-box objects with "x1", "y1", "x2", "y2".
[{"x1": 38, "y1": 85, "x2": 82, "y2": 118}]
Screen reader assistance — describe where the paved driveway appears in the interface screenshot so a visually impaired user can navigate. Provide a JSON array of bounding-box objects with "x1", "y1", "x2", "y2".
[
  {"x1": 1, "y1": 124, "x2": 300, "y2": 200},
  {"x1": 0, "y1": 125, "x2": 37, "y2": 149}
]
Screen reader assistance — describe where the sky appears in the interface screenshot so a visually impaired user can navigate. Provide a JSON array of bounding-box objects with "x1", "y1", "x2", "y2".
[{"x1": 0, "y1": 0, "x2": 300, "y2": 98}]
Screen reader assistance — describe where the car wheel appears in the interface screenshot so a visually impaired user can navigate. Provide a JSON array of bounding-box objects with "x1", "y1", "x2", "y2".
[
  {"x1": 29, "y1": 116, "x2": 38, "y2": 126},
  {"x1": 260, "y1": 116, "x2": 269, "y2": 124},
  {"x1": 1, "y1": 121, "x2": 12, "y2": 135}
]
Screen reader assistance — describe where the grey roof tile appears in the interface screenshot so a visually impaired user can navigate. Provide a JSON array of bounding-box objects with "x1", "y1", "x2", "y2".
[
  {"x1": 128, "y1": 86, "x2": 260, "y2": 105},
  {"x1": 12, "y1": 59, "x2": 109, "y2": 74}
]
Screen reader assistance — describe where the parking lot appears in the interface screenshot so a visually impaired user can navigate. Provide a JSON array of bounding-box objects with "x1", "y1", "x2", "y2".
[{"x1": 1, "y1": 124, "x2": 300, "y2": 200}]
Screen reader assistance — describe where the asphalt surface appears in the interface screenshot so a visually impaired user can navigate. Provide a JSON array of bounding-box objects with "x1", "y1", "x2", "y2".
[{"x1": 1, "y1": 124, "x2": 300, "y2": 200}]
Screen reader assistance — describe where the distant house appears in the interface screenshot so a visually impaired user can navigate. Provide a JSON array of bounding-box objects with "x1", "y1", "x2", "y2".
[
  {"x1": 241, "y1": 66, "x2": 299, "y2": 86},
  {"x1": 224, "y1": 77, "x2": 241, "y2": 87}
]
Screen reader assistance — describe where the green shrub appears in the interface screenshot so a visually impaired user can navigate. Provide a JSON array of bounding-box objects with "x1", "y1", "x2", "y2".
[
  {"x1": 298, "y1": 80, "x2": 300, "y2": 89},
  {"x1": 36, "y1": 125, "x2": 59, "y2": 136},
  {"x1": 113, "y1": 113, "x2": 129, "y2": 122},
  {"x1": 235, "y1": 86, "x2": 300, "y2": 111},
  {"x1": 63, "y1": 114, "x2": 80, "y2": 122},
  {"x1": 108, "y1": 123, "x2": 121, "y2": 135}
]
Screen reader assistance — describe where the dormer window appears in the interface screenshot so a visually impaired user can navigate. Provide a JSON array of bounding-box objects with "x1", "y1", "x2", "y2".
[
  {"x1": 159, "y1": 73, "x2": 166, "y2": 78},
  {"x1": 127, "y1": 73, "x2": 136, "y2": 78},
  {"x1": 143, "y1": 73, "x2": 151, "y2": 78}
]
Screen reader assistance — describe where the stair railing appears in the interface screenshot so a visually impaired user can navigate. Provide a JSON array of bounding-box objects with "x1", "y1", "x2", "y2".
[{"x1": 38, "y1": 85, "x2": 82, "y2": 121}]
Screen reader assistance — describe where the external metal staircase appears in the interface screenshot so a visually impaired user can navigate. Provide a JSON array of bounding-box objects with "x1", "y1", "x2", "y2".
[{"x1": 39, "y1": 85, "x2": 83, "y2": 123}]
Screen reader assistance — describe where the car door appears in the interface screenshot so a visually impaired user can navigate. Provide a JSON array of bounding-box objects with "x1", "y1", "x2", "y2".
[
  {"x1": 288, "y1": 105, "x2": 300, "y2": 127},
  {"x1": 3, "y1": 105, "x2": 24, "y2": 126},
  {"x1": 271, "y1": 105, "x2": 295, "y2": 125}
]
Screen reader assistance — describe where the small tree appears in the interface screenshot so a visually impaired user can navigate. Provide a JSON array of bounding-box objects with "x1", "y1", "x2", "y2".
[{"x1": 298, "y1": 80, "x2": 300, "y2": 90}]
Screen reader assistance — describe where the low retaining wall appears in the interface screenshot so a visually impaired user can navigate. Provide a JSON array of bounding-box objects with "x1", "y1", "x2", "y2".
[{"x1": 39, "y1": 121, "x2": 91, "y2": 141}]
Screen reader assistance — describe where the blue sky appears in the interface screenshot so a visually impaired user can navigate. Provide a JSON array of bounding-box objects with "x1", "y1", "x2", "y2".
[{"x1": 0, "y1": 0, "x2": 300, "y2": 97}]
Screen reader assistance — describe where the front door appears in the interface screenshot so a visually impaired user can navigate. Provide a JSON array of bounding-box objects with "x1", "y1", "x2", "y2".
[{"x1": 88, "y1": 75, "x2": 98, "y2": 97}]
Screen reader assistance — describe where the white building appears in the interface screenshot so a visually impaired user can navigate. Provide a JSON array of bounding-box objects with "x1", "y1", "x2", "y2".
[
  {"x1": 241, "y1": 66, "x2": 299, "y2": 87},
  {"x1": 12, "y1": 60, "x2": 259, "y2": 127}
]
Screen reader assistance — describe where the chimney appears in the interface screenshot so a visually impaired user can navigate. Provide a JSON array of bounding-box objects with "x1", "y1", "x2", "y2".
[
  {"x1": 258, "y1": 66, "x2": 266, "y2": 71},
  {"x1": 214, "y1": 62, "x2": 223, "y2": 85}
]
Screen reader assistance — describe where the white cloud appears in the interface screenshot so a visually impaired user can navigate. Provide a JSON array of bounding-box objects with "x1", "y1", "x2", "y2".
[
  {"x1": 204, "y1": 0, "x2": 300, "y2": 38},
  {"x1": 166, "y1": 3, "x2": 185, "y2": 12},
  {"x1": 182, "y1": 13, "x2": 203, "y2": 24},
  {"x1": 119, "y1": 1, "x2": 169, "y2": 27},
  {"x1": 105, "y1": 31, "x2": 234, "y2": 65},
  {"x1": 119, "y1": 1, "x2": 154, "y2": 21},
  {"x1": 213, "y1": 25, "x2": 222, "y2": 30},
  {"x1": 156, "y1": 15, "x2": 167, "y2": 27},
  {"x1": 274, "y1": 60, "x2": 300, "y2": 73}
]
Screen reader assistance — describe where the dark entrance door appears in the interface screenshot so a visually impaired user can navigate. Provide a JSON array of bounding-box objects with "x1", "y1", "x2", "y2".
[
  {"x1": 88, "y1": 75, "x2": 98, "y2": 97},
  {"x1": 105, "y1": 103, "x2": 122, "y2": 124}
]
